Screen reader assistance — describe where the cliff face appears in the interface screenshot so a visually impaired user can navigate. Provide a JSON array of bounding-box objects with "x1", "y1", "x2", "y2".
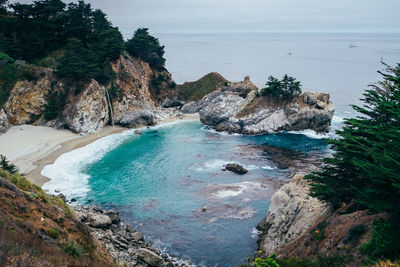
[
  {"x1": 3, "y1": 69, "x2": 53, "y2": 125},
  {"x1": 0, "y1": 54, "x2": 171, "y2": 134},
  {"x1": 63, "y1": 79, "x2": 110, "y2": 134},
  {"x1": 110, "y1": 55, "x2": 156, "y2": 128},
  {"x1": 181, "y1": 76, "x2": 335, "y2": 134},
  {"x1": 257, "y1": 174, "x2": 385, "y2": 262}
]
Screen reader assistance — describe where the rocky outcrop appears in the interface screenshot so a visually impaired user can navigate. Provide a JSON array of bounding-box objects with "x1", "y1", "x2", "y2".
[
  {"x1": 0, "y1": 54, "x2": 171, "y2": 134},
  {"x1": 111, "y1": 54, "x2": 157, "y2": 128},
  {"x1": 181, "y1": 76, "x2": 335, "y2": 134},
  {"x1": 256, "y1": 174, "x2": 385, "y2": 261},
  {"x1": 63, "y1": 79, "x2": 109, "y2": 134},
  {"x1": 73, "y1": 205, "x2": 181, "y2": 267},
  {"x1": 3, "y1": 70, "x2": 53, "y2": 125},
  {"x1": 257, "y1": 174, "x2": 331, "y2": 256},
  {"x1": 0, "y1": 108, "x2": 9, "y2": 133}
]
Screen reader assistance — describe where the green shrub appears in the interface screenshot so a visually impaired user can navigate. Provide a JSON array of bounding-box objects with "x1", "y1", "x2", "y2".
[
  {"x1": 346, "y1": 224, "x2": 367, "y2": 244},
  {"x1": 0, "y1": 155, "x2": 18, "y2": 174},
  {"x1": 43, "y1": 90, "x2": 67, "y2": 120},
  {"x1": 311, "y1": 222, "x2": 327, "y2": 241},
  {"x1": 0, "y1": 52, "x2": 15, "y2": 63},
  {"x1": 360, "y1": 218, "x2": 400, "y2": 261},
  {"x1": 47, "y1": 228, "x2": 60, "y2": 239},
  {"x1": 62, "y1": 241, "x2": 83, "y2": 258}
]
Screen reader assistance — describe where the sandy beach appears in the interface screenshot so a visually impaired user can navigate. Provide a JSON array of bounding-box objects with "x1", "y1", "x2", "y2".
[{"x1": 0, "y1": 113, "x2": 199, "y2": 187}]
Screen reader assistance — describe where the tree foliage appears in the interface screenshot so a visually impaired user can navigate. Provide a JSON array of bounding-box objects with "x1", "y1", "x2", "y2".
[
  {"x1": 0, "y1": 155, "x2": 18, "y2": 174},
  {"x1": 305, "y1": 63, "x2": 400, "y2": 216},
  {"x1": 126, "y1": 28, "x2": 166, "y2": 70},
  {"x1": 0, "y1": 0, "x2": 124, "y2": 83},
  {"x1": 260, "y1": 75, "x2": 302, "y2": 100}
]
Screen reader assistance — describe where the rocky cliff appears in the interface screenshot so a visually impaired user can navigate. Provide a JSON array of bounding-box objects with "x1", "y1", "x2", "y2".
[
  {"x1": 181, "y1": 76, "x2": 335, "y2": 134},
  {"x1": 0, "y1": 54, "x2": 170, "y2": 135},
  {"x1": 257, "y1": 174, "x2": 385, "y2": 262}
]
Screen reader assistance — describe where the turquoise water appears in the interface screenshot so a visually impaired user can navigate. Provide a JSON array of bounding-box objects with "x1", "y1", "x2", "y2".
[{"x1": 81, "y1": 121, "x2": 328, "y2": 266}]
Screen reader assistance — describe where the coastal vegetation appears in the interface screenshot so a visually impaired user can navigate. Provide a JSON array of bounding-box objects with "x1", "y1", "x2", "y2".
[
  {"x1": 0, "y1": 0, "x2": 167, "y2": 91},
  {"x1": 260, "y1": 75, "x2": 302, "y2": 100},
  {"x1": 306, "y1": 63, "x2": 400, "y2": 262},
  {"x1": 177, "y1": 72, "x2": 229, "y2": 101},
  {"x1": 0, "y1": 164, "x2": 116, "y2": 266}
]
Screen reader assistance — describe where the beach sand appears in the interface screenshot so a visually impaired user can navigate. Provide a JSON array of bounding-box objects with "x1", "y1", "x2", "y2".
[{"x1": 0, "y1": 113, "x2": 199, "y2": 187}]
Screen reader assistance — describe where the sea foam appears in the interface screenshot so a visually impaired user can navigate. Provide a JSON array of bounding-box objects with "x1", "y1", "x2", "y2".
[{"x1": 41, "y1": 129, "x2": 136, "y2": 200}]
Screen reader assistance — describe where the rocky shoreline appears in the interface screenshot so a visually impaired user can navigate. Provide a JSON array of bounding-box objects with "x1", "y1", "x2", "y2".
[{"x1": 72, "y1": 205, "x2": 190, "y2": 267}]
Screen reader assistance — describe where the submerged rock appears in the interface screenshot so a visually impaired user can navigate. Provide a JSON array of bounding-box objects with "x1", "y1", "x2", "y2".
[
  {"x1": 182, "y1": 76, "x2": 335, "y2": 134},
  {"x1": 224, "y1": 163, "x2": 248, "y2": 174}
]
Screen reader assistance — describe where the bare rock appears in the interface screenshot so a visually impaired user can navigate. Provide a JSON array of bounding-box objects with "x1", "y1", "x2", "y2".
[
  {"x1": 111, "y1": 55, "x2": 157, "y2": 128},
  {"x1": 137, "y1": 248, "x2": 163, "y2": 266},
  {"x1": 3, "y1": 70, "x2": 52, "y2": 125},
  {"x1": 88, "y1": 214, "x2": 112, "y2": 229},
  {"x1": 257, "y1": 174, "x2": 331, "y2": 256},
  {"x1": 0, "y1": 108, "x2": 10, "y2": 134},
  {"x1": 63, "y1": 79, "x2": 109, "y2": 134}
]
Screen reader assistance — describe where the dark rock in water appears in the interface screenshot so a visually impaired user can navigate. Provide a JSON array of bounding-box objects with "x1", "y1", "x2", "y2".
[
  {"x1": 224, "y1": 163, "x2": 248, "y2": 174},
  {"x1": 70, "y1": 198, "x2": 77, "y2": 202},
  {"x1": 134, "y1": 130, "x2": 142, "y2": 135}
]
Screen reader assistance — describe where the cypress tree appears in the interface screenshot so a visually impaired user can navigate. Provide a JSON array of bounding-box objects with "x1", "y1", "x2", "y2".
[{"x1": 306, "y1": 63, "x2": 400, "y2": 215}]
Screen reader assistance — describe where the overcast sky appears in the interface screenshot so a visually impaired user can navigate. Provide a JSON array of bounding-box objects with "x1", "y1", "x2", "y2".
[{"x1": 11, "y1": 0, "x2": 400, "y2": 37}]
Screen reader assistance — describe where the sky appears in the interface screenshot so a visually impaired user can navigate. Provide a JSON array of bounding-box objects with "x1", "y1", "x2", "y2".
[{"x1": 10, "y1": 0, "x2": 400, "y2": 37}]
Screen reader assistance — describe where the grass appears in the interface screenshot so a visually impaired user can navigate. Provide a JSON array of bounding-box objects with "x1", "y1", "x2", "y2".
[{"x1": 177, "y1": 72, "x2": 228, "y2": 101}]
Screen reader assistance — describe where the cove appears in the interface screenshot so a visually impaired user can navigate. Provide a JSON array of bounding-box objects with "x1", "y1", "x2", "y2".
[{"x1": 47, "y1": 121, "x2": 329, "y2": 266}]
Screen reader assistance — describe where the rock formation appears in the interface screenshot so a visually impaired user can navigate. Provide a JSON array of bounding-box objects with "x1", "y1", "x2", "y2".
[
  {"x1": 0, "y1": 54, "x2": 170, "y2": 135},
  {"x1": 0, "y1": 108, "x2": 9, "y2": 133},
  {"x1": 257, "y1": 174, "x2": 331, "y2": 256},
  {"x1": 3, "y1": 70, "x2": 53, "y2": 125},
  {"x1": 181, "y1": 76, "x2": 335, "y2": 134},
  {"x1": 257, "y1": 174, "x2": 385, "y2": 260},
  {"x1": 73, "y1": 205, "x2": 182, "y2": 267},
  {"x1": 110, "y1": 55, "x2": 157, "y2": 128},
  {"x1": 63, "y1": 79, "x2": 109, "y2": 134}
]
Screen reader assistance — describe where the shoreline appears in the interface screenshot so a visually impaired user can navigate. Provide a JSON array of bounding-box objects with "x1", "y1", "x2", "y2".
[{"x1": 0, "y1": 112, "x2": 200, "y2": 187}]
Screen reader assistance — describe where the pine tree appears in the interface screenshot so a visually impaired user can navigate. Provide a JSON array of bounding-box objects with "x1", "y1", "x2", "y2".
[
  {"x1": 306, "y1": 63, "x2": 400, "y2": 215},
  {"x1": 57, "y1": 38, "x2": 93, "y2": 80},
  {"x1": 126, "y1": 28, "x2": 166, "y2": 70}
]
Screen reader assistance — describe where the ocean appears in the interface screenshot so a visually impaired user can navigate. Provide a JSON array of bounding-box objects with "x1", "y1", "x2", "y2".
[{"x1": 42, "y1": 33, "x2": 400, "y2": 266}]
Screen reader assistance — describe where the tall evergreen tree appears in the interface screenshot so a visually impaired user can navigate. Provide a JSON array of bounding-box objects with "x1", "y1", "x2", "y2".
[
  {"x1": 306, "y1": 63, "x2": 400, "y2": 215},
  {"x1": 57, "y1": 38, "x2": 94, "y2": 80},
  {"x1": 126, "y1": 28, "x2": 166, "y2": 70}
]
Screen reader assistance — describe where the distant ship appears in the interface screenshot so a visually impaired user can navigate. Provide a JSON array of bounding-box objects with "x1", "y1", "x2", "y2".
[{"x1": 349, "y1": 43, "x2": 357, "y2": 48}]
